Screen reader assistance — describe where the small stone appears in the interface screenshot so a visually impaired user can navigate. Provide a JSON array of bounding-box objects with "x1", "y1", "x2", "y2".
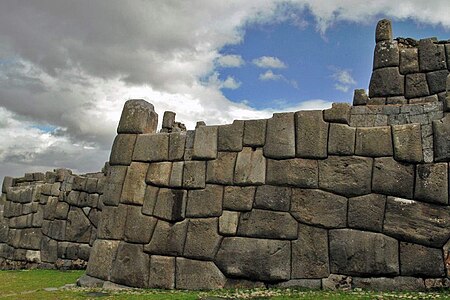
[
  {"x1": 109, "y1": 134, "x2": 137, "y2": 166},
  {"x1": 183, "y1": 218, "x2": 222, "y2": 260},
  {"x1": 415, "y1": 163, "x2": 448, "y2": 205},
  {"x1": 400, "y1": 242, "x2": 445, "y2": 277},
  {"x1": 234, "y1": 147, "x2": 265, "y2": 185},
  {"x1": 243, "y1": 119, "x2": 266, "y2": 146},
  {"x1": 146, "y1": 162, "x2": 172, "y2": 187},
  {"x1": 238, "y1": 209, "x2": 298, "y2": 239},
  {"x1": 132, "y1": 133, "x2": 169, "y2": 162},
  {"x1": 223, "y1": 186, "x2": 255, "y2": 211},
  {"x1": 348, "y1": 194, "x2": 386, "y2": 232},
  {"x1": 162, "y1": 111, "x2": 176, "y2": 129},
  {"x1": 295, "y1": 110, "x2": 328, "y2": 158},
  {"x1": 375, "y1": 19, "x2": 392, "y2": 43},
  {"x1": 219, "y1": 211, "x2": 239, "y2": 236},
  {"x1": 322, "y1": 274, "x2": 352, "y2": 291},
  {"x1": 120, "y1": 162, "x2": 148, "y2": 205},
  {"x1": 266, "y1": 158, "x2": 318, "y2": 188},
  {"x1": 254, "y1": 185, "x2": 291, "y2": 212},
  {"x1": 263, "y1": 112, "x2": 295, "y2": 159},
  {"x1": 353, "y1": 89, "x2": 368, "y2": 106},
  {"x1": 405, "y1": 73, "x2": 430, "y2": 99},
  {"x1": 193, "y1": 126, "x2": 218, "y2": 160},
  {"x1": 328, "y1": 123, "x2": 356, "y2": 155},
  {"x1": 206, "y1": 152, "x2": 236, "y2": 185},
  {"x1": 392, "y1": 124, "x2": 423, "y2": 163},
  {"x1": 217, "y1": 120, "x2": 243, "y2": 151},
  {"x1": 372, "y1": 157, "x2": 414, "y2": 199},
  {"x1": 117, "y1": 99, "x2": 158, "y2": 134},
  {"x1": 186, "y1": 185, "x2": 223, "y2": 217},
  {"x1": 77, "y1": 275, "x2": 105, "y2": 288},
  {"x1": 355, "y1": 126, "x2": 393, "y2": 157},
  {"x1": 176, "y1": 258, "x2": 226, "y2": 290},
  {"x1": 182, "y1": 161, "x2": 206, "y2": 189},
  {"x1": 369, "y1": 67, "x2": 404, "y2": 98}
]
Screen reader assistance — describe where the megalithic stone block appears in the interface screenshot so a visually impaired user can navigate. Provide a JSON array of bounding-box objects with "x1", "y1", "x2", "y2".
[
  {"x1": 369, "y1": 67, "x2": 404, "y2": 98},
  {"x1": 392, "y1": 124, "x2": 423, "y2": 163},
  {"x1": 295, "y1": 110, "x2": 328, "y2": 159},
  {"x1": 399, "y1": 48, "x2": 419, "y2": 74},
  {"x1": 418, "y1": 38, "x2": 447, "y2": 72},
  {"x1": 433, "y1": 114, "x2": 450, "y2": 162},
  {"x1": 162, "y1": 111, "x2": 176, "y2": 129},
  {"x1": 117, "y1": 99, "x2": 158, "y2": 134},
  {"x1": 353, "y1": 89, "x2": 368, "y2": 106},
  {"x1": 373, "y1": 41, "x2": 399, "y2": 70},
  {"x1": 109, "y1": 134, "x2": 137, "y2": 166},
  {"x1": 263, "y1": 112, "x2": 295, "y2": 159},
  {"x1": 375, "y1": 19, "x2": 392, "y2": 43},
  {"x1": 193, "y1": 126, "x2": 218, "y2": 160}
]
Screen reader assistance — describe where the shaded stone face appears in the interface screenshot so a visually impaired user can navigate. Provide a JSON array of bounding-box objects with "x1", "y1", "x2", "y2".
[
  {"x1": 117, "y1": 100, "x2": 158, "y2": 134},
  {"x1": 110, "y1": 242, "x2": 150, "y2": 288}
]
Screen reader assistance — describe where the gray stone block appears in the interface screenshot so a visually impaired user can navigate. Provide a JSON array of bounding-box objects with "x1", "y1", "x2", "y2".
[
  {"x1": 124, "y1": 205, "x2": 156, "y2": 244},
  {"x1": 254, "y1": 185, "x2": 291, "y2": 212},
  {"x1": 144, "y1": 219, "x2": 188, "y2": 256},
  {"x1": 2, "y1": 176, "x2": 14, "y2": 193},
  {"x1": 427, "y1": 69, "x2": 449, "y2": 94},
  {"x1": 153, "y1": 188, "x2": 186, "y2": 222},
  {"x1": 353, "y1": 89, "x2": 368, "y2": 106},
  {"x1": 369, "y1": 67, "x2": 404, "y2": 98},
  {"x1": 169, "y1": 161, "x2": 183, "y2": 188},
  {"x1": 206, "y1": 152, "x2": 236, "y2": 185},
  {"x1": 66, "y1": 207, "x2": 91, "y2": 243},
  {"x1": 392, "y1": 124, "x2": 423, "y2": 163},
  {"x1": 219, "y1": 211, "x2": 239, "y2": 236},
  {"x1": 217, "y1": 120, "x2": 243, "y2": 151},
  {"x1": 352, "y1": 276, "x2": 425, "y2": 291},
  {"x1": 120, "y1": 162, "x2": 148, "y2": 205},
  {"x1": 146, "y1": 162, "x2": 171, "y2": 187},
  {"x1": 405, "y1": 73, "x2": 430, "y2": 99},
  {"x1": 162, "y1": 111, "x2": 176, "y2": 129},
  {"x1": 132, "y1": 133, "x2": 169, "y2": 162},
  {"x1": 372, "y1": 157, "x2": 414, "y2": 199},
  {"x1": 110, "y1": 242, "x2": 149, "y2": 288},
  {"x1": 266, "y1": 158, "x2": 318, "y2": 188},
  {"x1": 186, "y1": 185, "x2": 223, "y2": 217},
  {"x1": 399, "y1": 48, "x2": 419, "y2": 74},
  {"x1": 263, "y1": 112, "x2": 295, "y2": 158},
  {"x1": 292, "y1": 224, "x2": 329, "y2": 278},
  {"x1": 319, "y1": 156, "x2": 373, "y2": 197},
  {"x1": 348, "y1": 194, "x2": 386, "y2": 232},
  {"x1": 86, "y1": 239, "x2": 120, "y2": 281},
  {"x1": 223, "y1": 186, "x2": 255, "y2": 211},
  {"x1": 234, "y1": 147, "x2": 265, "y2": 185},
  {"x1": 433, "y1": 114, "x2": 450, "y2": 161},
  {"x1": 117, "y1": 99, "x2": 158, "y2": 134},
  {"x1": 183, "y1": 218, "x2": 221, "y2": 260},
  {"x1": 419, "y1": 39, "x2": 447, "y2": 72},
  {"x1": 102, "y1": 166, "x2": 128, "y2": 206},
  {"x1": 148, "y1": 255, "x2": 175, "y2": 289},
  {"x1": 355, "y1": 126, "x2": 393, "y2": 157},
  {"x1": 182, "y1": 161, "x2": 206, "y2": 189},
  {"x1": 97, "y1": 205, "x2": 127, "y2": 240},
  {"x1": 400, "y1": 242, "x2": 445, "y2": 277},
  {"x1": 176, "y1": 258, "x2": 226, "y2": 290},
  {"x1": 329, "y1": 229, "x2": 399, "y2": 276},
  {"x1": 375, "y1": 19, "x2": 392, "y2": 43},
  {"x1": 291, "y1": 188, "x2": 347, "y2": 228},
  {"x1": 322, "y1": 274, "x2": 352, "y2": 290},
  {"x1": 373, "y1": 41, "x2": 399, "y2": 69},
  {"x1": 328, "y1": 123, "x2": 355, "y2": 155},
  {"x1": 237, "y1": 209, "x2": 297, "y2": 239},
  {"x1": 386, "y1": 95, "x2": 407, "y2": 104},
  {"x1": 168, "y1": 132, "x2": 186, "y2": 161},
  {"x1": 295, "y1": 110, "x2": 328, "y2": 158},
  {"x1": 243, "y1": 119, "x2": 266, "y2": 146},
  {"x1": 384, "y1": 197, "x2": 450, "y2": 247},
  {"x1": 193, "y1": 126, "x2": 217, "y2": 160},
  {"x1": 109, "y1": 134, "x2": 137, "y2": 166},
  {"x1": 142, "y1": 185, "x2": 158, "y2": 216},
  {"x1": 77, "y1": 274, "x2": 105, "y2": 288},
  {"x1": 270, "y1": 279, "x2": 322, "y2": 289},
  {"x1": 323, "y1": 103, "x2": 351, "y2": 124},
  {"x1": 415, "y1": 163, "x2": 448, "y2": 205}
]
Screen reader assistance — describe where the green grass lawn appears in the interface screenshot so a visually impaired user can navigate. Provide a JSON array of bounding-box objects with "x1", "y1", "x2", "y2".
[{"x1": 1, "y1": 269, "x2": 450, "y2": 299}]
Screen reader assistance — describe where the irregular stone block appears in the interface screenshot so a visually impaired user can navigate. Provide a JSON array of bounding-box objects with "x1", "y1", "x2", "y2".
[
  {"x1": 120, "y1": 162, "x2": 148, "y2": 205},
  {"x1": 292, "y1": 224, "x2": 329, "y2": 278},
  {"x1": 146, "y1": 162, "x2": 172, "y2": 187},
  {"x1": 295, "y1": 110, "x2": 328, "y2": 158},
  {"x1": 405, "y1": 73, "x2": 430, "y2": 99},
  {"x1": 234, "y1": 147, "x2": 265, "y2": 185},
  {"x1": 142, "y1": 185, "x2": 158, "y2": 216},
  {"x1": 162, "y1": 111, "x2": 176, "y2": 129},
  {"x1": 182, "y1": 161, "x2": 206, "y2": 189},
  {"x1": 419, "y1": 39, "x2": 447, "y2": 72},
  {"x1": 184, "y1": 218, "x2": 222, "y2": 260},
  {"x1": 2, "y1": 176, "x2": 13, "y2": 193},
  {"x1": 433, "y1": 114, "x2": 450, "y2": 162},
  {"x1": 109, "y1": 134, "x2": 137, "y2": 166},
  {"x1": 219, "y1": 211, "x2": 239, "y2": 236},
  {"x1": 415, "y1": 163, "x2": 448, "y2": 205},
  {"x1": 223, "y1": 186, "x2": 255, "y2": 211},
  {"x1": 110, "y1": 242, "x2": 150, "y2": 288},
  {"x1": 42, "y1": 219, "x2": 66, "y2": 241},
  {"x1": 322, "y1": 274, "x2": 352, "y2": 290},
  {"x1": 206, "y1": 152, "x2": 236, "y2": 184},
  {"x1": 149, "y1": 256, "x2": 175, "y2": 289},
  {"x1": 186, "y1": 185, "x2": 223, "y2": 217},
  {"x1": 329, "y1": 229, "x2": 399, "y2": 276},
  {"x1": 54, "y1": 202, "x2": 69, "y2": 219},
  {"x1": 124, "y1": 205, "x2": 157, "y2": 244},
  {"x1": 238, "y1": 209, "x2": 297, "y2": 240},
  {"x1": 132, "y1": 133, "x2": 169, "y2": 162},
  {"x1": 328, "y1": 123, "x2": 356, "y2": 155},
  {"x1": 373, "y1": 41, "x2": 399, "y2": 69},
  {"x1": 217, "y1": 120, "x2": 243, "y2": 151},
  {"x1": 102, "y1": 166, "x2": 127, "y2": 206},
  {"x1": 348, "y1": 194, "x2": 386, "y2": 232},
  {"x1": 193, "y1": 126, "x2": 217, "y2": 160},
  {"x1": 97, "y1": 205, "x2": 127, "y2": 240},
  {"x1": 368, "y1": 97, "x2": 387, "y2": 105},
  {"x1": 216, "y1": 237, "x2": 290, "y2": 281},
  {"x1": 254, "y1": 185, "x2": 291, "y2": 212},
  {"x1": 291, "y1": 189, "x2": 347, "y2": 228},
  {"x1": 18, "y1": 228, "x2": 42, "y2": 250},
  {"x1": 168, "y1": 132, "x2": 186, "y2": 161},
  {"x1": 66, "y1": 207, "x2": 91, "y2": 243},
  {"x1": 353, "y1": 89, "x2": 368, "y2": 106},
  {"x1": 263, "y1": 112, "x2": 295, "y2": 159},
  {"x1": 352, "y1": 277, "x2": 425, "y2": 291},
  {"x1": 117, "y1": 99, "x2": 158, "y2": 134},
  {"x1": 319, "y1": 156, "x2": 373, "y2": 197},
  {"x1": 400, "y1": 242, "x2": 445, "y2": 277},
  {"x1": 169, "y1": 161, "x2": 183, "y2": 187},
  {"x1": 77, "y1": 275, "x2": 105, "y2": 288},
  {"x1": 176, "y1": 258, "x2": 226, "y2": 290},
  {"x1": 384, "y1": 197, "x2": 450, "y2": 247},
  {"x1": 386, "y1": 95, "x2": 407, "y2": 104},
  {"x1": 372, "y1": 157, "x2": 414, "y2": 199},
  {"x1": 375, "y1": 19, "x2": 392, "y2": 43},
  {"x1": 86, "y1": 239, "x2": 120, "y2": 281},
  {"x1": 399, "y1": 48, "x2": 419, "y2": 74},
  {"x1": 427, "y1": 69, "x2": 449, "y2": 94},
  {"x1": 323, "y1": 103, "x2": 351, "y2": 124},
  {"x1": 267, "y1": 158, "x2": 318, "y2": 188},
  {"x1": 369, "y1": 67, "x2": 404, "y2": 98},
  {"x1": 153, "y1": 188, "x2": 186, "y2": 222},
  {"x1": 355, "y1": 126, "x2": 393, "y2": 157},
  {"x1": 392, "y1": 124, "x2": 423, "y2": 163},
  {"x1": 144, "y1": 219, "x2": 188, "y2": 256},
  {"x1": 243, "y1": 119, "x2": 266, "y2": 147}
]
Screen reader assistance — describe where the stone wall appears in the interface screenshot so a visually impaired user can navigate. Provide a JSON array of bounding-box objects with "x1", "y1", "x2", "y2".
[{"x1": 0, "y1": 168, "x2": 105, "y2": 269}]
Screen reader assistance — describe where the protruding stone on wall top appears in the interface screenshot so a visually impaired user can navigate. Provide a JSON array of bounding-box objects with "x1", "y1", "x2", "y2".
[
  {"x1": 162, "y1": 111, "x2": 176, "y2": 129},
  {"x1": 353, "y1": 89, "x2": 368, "y2": 106},
  {"x1": 117, "y1": 99, "x2": 158, "y2": 134},
  {"x1": 375, "y1": 19, "x2": 393, "y2": 43}
]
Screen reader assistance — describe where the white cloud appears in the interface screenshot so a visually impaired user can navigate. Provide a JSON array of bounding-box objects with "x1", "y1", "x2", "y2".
[
  {"x1": 253, "y1": 56, "x2": 287, "y2": 68},
  {"x1": 259, "y1": 70, "x2": 285, "y2": 81},
  {"x1": 331, "y1": 67, "x2": 356, "y2": 93},
  {"x1": 221, "y1": 76, "x2": 242, "y2": 89},
  {"x1": 216, "y1": 55, "x2": 245, "y2": 67}
]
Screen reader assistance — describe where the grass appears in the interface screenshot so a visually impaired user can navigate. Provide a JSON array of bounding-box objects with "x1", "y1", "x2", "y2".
[{"x1": 1, "y1": 269, "x2": 450, "y2": 299}]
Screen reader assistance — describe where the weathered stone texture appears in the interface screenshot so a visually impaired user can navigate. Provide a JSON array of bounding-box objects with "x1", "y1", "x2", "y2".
[
  {"x1": 110, "y1": 242, "x2": 149, "y2": 288},
  {"x1": 146, "y1": 162, "x2": 171, "y2": 187},
  {"x1": 399, "y1": 48, "x2": 419, "y2": 74},
  {"x1": 168, "y1": 133, "x2": 186, "y2": 161},
  {"x1": 369, "y1": 67, "x2": 404, "y2": 98},
  {"x1": 295, "y1": 110, "x2": 329, "y2": 158},
  {"x1": 264, "y1": 113, "x2": 295, "y2": 158},
  {"x1": 237, "y1": 209, "x2": 297, "y2": 239},
  {"x1": 373, "y1": 41, "x2": 399, "y2": 69},
  {"x1": 117, "y1": 100, "x2": 158, "y2": 134},
  {"x1": 193, "y1": 126, "x2": 217, "y2": 160},
  {"x1": 65, "y1": 207, "x2": 91, "y2": 243},
  {"x1": 144, "y1": 220, "x2": 187, "y2": 256},
  {"x1": 355, "y1": 126, "x2": 393, "y2": 157},
  {"x1": 348, "y1": 194, "x2": 386, "y2": 232},
  {"x1": 148, "y1": 256, "x2": 175, "y2": 289},
  {"x1": 86, "y1": 239, "x2": 120, "y2": 281},
  {"x1": 392, "y1": 124, "x2": 423, "y2": 163},
  {"x1": 427, "y1": 69, "x2": 449, "y2": 94},
  {"x1": 206, "y1": 152, "x2": 236, "y2": 184},
  {"x1": 218, "y1": 120, "x2": 243, "y2": 152},
  {"x1": 234, "y1": 147, "x2": 265, "y2": 185},
  {"x1": 133, "y1": 134, "x2": 169, "y2": 162},
  {"x1": 109, "y1": 134, "x2": 137, "y2": 166},
  {"x1": 120, "y1": 162, "x2": 148, "y2": 205},
  {"x1": 183, "y1": 218, "x2": 221, "y2": 260},
  {"x1": 219, "y1": 211, "x2": 239, "y2": 236},
  {"x1": 375, "y1": 19, "x2": 392, "y2": 43},
  {"x1": 123, "y1": 206, "x2": 156, "y2": 244},
  {"x1": 223, "y1": 186, "x2": 255, "y2": 211},
  {"x1": 186, "y1": 185, "x2": 223, "y2": 217},
  {"x1": 400, "y1": 242, "x2": 445, "y2": 277},
  {"x1": 254, "y1": 185, "x2": 291, "y2": 211},
  {"x1": 433, "y1": 115, "x2": 450, "y2": 162},
  {"x1": 176, "y1": 258, "x2": 226, "y2": 290},
  {"x1": 267, "y1": 158, "x2": 318, "y2": 188},
  {"x1": 415, "y1": 163, "x2": 448, "y2": 205},
  {"x1": 352, "y1": 277, "x2": 425, "y2": 291},
  {"x1": 97, "y1": 205, "x2": 127, "y2": 240},
  {"x1": 100, "y1": 166, "x2": 127, "y2": 206},
  {"x1": 405, "y1": 73, "x2": 430, "y2": 99},
  {"x1": 353, "y1": 89, "x2": 368, "y2": 106},
  {"x1": 182, "y1": 161, "x2": 206, "y2": 189},
  {"x1": 372, "y1": 157, "x2": 414, "y2": 199},
  {"x1": 243, "y1": 119, "x2": 266, "y2": 147},
  {"x1": 153, "y1": 188, "x2": 186, "y2": 222},
  {"x1": 419, "y1": 39, "x2": 447, "y2": 72},
  {"x1": 328, "y1": 124, "x2": 355, "y2": 155}
]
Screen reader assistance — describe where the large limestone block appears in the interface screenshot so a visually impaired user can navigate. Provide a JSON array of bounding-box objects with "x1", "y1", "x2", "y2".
[
  {"x1": 223, "y1": 186, "x2": 255, "y2": 211},
  {"x1": 375, "y1": 19, "x2": 392, "y2": 43},
  {"x1": 355, "y1": 126, "x2": 393, "y2": 157},
  {"x1": 109, "y1": 134, "x2": 137, "y2": 166},
  {"x1": 263, "y1": 113, "x2": 296, "y2": 159},
  {"x1": 328, "y1": 124, "x2": 356, "y2": 155},
  {"x1": 183, "y1": 218, "x2": 222, "y2": 260},
  {"x1": 146, "y1": 162, "x2": 172, "y2": 187},
  {"x1": 218, "y1": 120, "x2": 244, "y2": 151},
  {"x1": 237, "y1": 209, "x2": 297, "y2": 239},
  {"x1": 234, "y1": 147, "x2": 265, "y2": 185},
  {"x1": 433, "y1": 115, "x2": 450, "y2": 162},
  {"x1": 400, "y1": 242, "x2": 445, "y2": 277},
  {"x1": 291, "y1": 189, "x2": 347, "y2": 228},
  {"x1": 65, "y1": 207, "x2": 91, "y2": 243},
  {"x1": 144, "y1": 219, "x2": 188, "y2": 256},
  {"x1": 153, "y1": 188, "x2": 186, "y2": 222},
  {"x1": 132, "y1": 133, "x2": 169, "y2": 162},
  {"x1": 254, "y1": 185, "x2": 291, "y2": 212},
  {"x1": 206, "y1": 152, "x2": 236, "y2": 184},
  {"x1": 97, "y1": 205, "x2": 127, "y2": 240},
  {"x1": 323, "y1": 103, "x2": 351, "y2": 124},
  {"x1": 373, "y1": 41, "x2": 399, "y2": 69},
  {"x1": 117, "y1": 99, "x2": 158, "y2": 134},
  {"x1": 415, "y1": 163, "x2": 448, "y2": 205},
  {"x1": 110, "y1": 242, "x2": 150, "y2": 288},
  {"x1": 348, "y1": 194, "x2": 386, "y2": 232},
  {"x1": 215, "y1": 237, "x2": 291, "y2": 281},
  {"x1": 193, "y1": 126, "x2": 217, "y2": 160},
  {"x1": 405, "y1": 73, "x2": 430, "y2": 99},
  {"x1": 102, "y1": 165, "x2": 127, "y2": 206},
  {"x1": 292, "y1": 224, "x2": 329, "y2": 278},
  {"x1": 186, "y1": 185, "x2": 223, "y2": 217},
  {"x1": 182, "y1": 161, "x2": 206, "y2": 189},
  {"x1": 392, "y1": 124, "x2": 423, "y2": 163},
  {"x1": 124, "y1": 205, "x2": 157, "y2": 244},
  {"x1": 243, "y1": 119, "x2": 266, "y2": 147},
  {"x1": 372, "y1": 157, "x2": 414, "y2": 199},
  {"x1": 384, "y1": 197, "x2": 450, "y2": 247},
  {"x1": 168, "y1": 132, "x2": 186, "y2": 161},
  {"x1": 295, "y1": 110, "x2": 328, "y2": 158},
  {"x1": 86, "y1": 239, "x2": 120, "y2": 281},
  {"x1": 267, "y1": 158, "x2": 318, "y2": 188},
  {"x1": 149, "y1": 255, "x2": 175, "y2": 289},
  {"x1": 329, "y1": 229, "x2": 399, "y2": 276},
  {"x1": 427, "y1": 69, "x2": 449, "y2": 94},
  {"x1": 176, "y1": 258, "x2": 226, "y2": 290},
  {"x1": 121, "y1": 162, "x2": 148, "y2": 205},
  {"x1": 318, "y1": 156, "x2": 373, "y2": 197},
  {"x1": 419, "y1": 39, "x2": 447, "y2": 72},
  {"x1": 399, "y1": 48, "x2": 419, "y2": 74},
  {"x1": 18, "y1": 228, "x2": 42, "y2": 250},
  {"x1": 369, "y1": 67, "x2": 404, "y2": 98}
]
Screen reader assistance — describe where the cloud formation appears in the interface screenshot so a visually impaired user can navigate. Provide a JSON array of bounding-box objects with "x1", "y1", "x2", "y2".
[
  {"x1": 331, "y1": 67, "x2": 357, "y2": 93},
  {"x1": 253, "y1": 56, "x2": 287, "y2": 69},
  {"x1": 216, "y1": 55, "x2": 245, "y2": 68}
]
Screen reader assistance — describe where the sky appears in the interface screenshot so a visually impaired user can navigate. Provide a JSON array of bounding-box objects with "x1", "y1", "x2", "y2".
[{"x1": 0, "y1": 1, "x2": 449, "y2": 180}]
